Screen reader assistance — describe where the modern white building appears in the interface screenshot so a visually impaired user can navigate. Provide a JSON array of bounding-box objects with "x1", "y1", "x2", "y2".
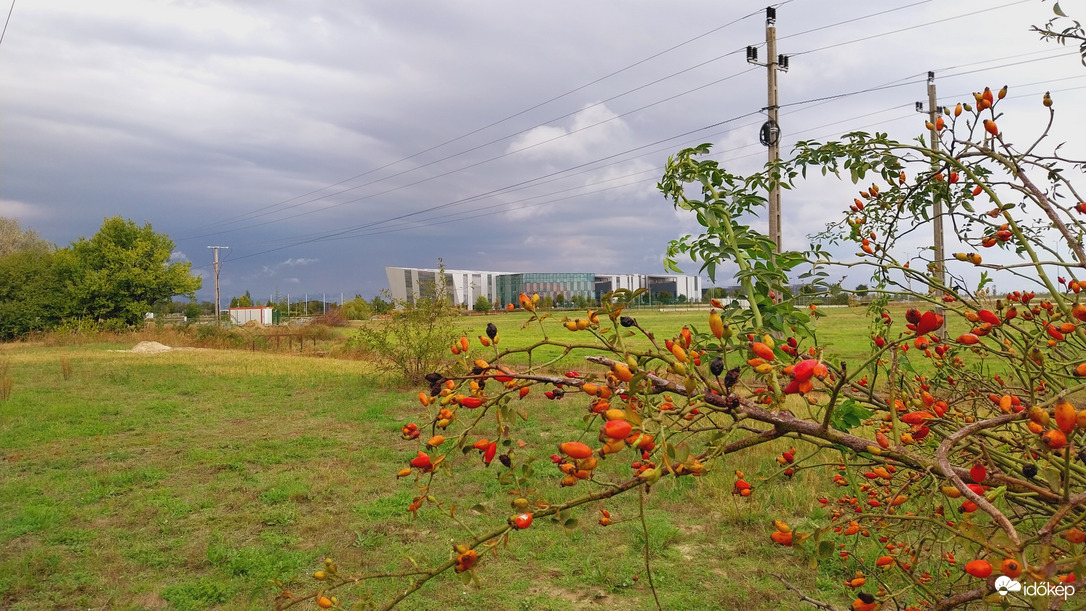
[
  {"x1": 386, "y1": 267, "x2": 511, "y2": 308},
  {"x1": 385, "y1": 266, "x2": 703, "y2": 307},
  {"x1": 229, "y1": 306, "x2": 277, "y2": 325}
]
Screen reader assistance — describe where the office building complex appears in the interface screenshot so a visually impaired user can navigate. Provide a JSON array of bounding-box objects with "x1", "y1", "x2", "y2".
[{"x1": 385, "y1": 266, "x2": 702, "y2": 308}]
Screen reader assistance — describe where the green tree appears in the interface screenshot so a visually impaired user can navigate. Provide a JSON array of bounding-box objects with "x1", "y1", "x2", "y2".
[
  {"x1": 371, "y1": 295, "x2": 392, "y2": 314},
  {"x1": 0, "y1": 250, "x2": 66, "y2": 339},
  {"x1": 183, "y1": 300, "x2": 201, "y2": 321},
  {"x1": 473, "y1": 295, "x2": 492, "y2": 312},
  {"x1": 702, "y1": 286, "x2": 727, "y2": 302},
  {"x1": 58, "y1": 217, "x2": 201, "y2": 326},
  {"x1": 0, "y1": 217, "x2": 52, "y2": 257},
  {"x1": 554, "y1": 292, "x2": 565, "y2": 307},
  {"x1": 341, "y1": 295, "x2": 373, "y2": 320},
  {"x1": 230, "y1": 291, "x2": 253, "y2": 308}
]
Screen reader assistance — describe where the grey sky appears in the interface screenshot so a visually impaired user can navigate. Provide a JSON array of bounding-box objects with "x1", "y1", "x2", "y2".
[{"x1": 2, "y1": 0, "x2": 1083, "y2": 306}]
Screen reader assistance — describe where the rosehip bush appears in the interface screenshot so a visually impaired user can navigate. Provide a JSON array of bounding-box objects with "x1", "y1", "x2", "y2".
[{"x1": 277, "y1": 89, "x2": 1086, "y2": 611}]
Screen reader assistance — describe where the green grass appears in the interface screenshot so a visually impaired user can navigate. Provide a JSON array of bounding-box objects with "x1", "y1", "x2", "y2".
[
  {"x1": 442, "y1": 304, "x2": 870, "y2": 372},
  {"x1": 0, "y1": 309, "x2": 915, "y2": 610}
]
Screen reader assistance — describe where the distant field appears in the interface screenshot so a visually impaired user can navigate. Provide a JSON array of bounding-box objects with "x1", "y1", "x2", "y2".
[
  {"x1": 0, "y1": 304, "x2": 945, "y2": 609},
  {"x1": 449, "y1": 304, "x2": 873, "y2": 372}
]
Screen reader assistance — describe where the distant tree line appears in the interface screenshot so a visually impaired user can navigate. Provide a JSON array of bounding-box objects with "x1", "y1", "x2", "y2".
[{"x1": 0, "y1": 217, "x2": 202, "y2": 340}]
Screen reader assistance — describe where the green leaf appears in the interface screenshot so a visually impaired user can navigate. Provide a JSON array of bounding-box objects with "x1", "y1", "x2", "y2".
[
  {"x1": 818, "y1": 539, "x2": 835, "y2": 557},
  {"x1": 830, "y1": 399, "x2": 873, "y2": 432}
]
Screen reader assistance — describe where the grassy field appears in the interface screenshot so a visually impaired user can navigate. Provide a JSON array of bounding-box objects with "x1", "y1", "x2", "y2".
[
  {"x1": 447, "y1": 304, "x2": 875, "y2": 373},
  {"x1": 1, "y1": 306, "x2": 913, "y2": 610}
]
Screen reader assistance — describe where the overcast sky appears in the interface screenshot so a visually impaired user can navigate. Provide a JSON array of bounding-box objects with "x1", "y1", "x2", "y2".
[{"x1": 2, "y1": 0, "x2": 1084, "y2": 306}]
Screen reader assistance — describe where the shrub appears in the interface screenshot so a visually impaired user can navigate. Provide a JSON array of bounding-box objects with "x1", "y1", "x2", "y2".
[
  {"x1": 310, "y1": 308, "x2": 349, "y2": 328},
  {"x1": 351, "y1": 268, "x2": 460, "y2": 384},
  {"x1": 277, "y1": 75, "x2": 1086, "y2": 611}
]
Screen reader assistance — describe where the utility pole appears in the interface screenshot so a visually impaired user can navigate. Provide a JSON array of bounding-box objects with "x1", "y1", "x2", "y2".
[
  {"x1": 916, "y1": 71, "x2": 946, "y2": 337},
  {"x1": 207, "y1": 246, "x2": 229, "y2": 326},
  {"x1": 747, "y1": 7, "x2": 789, "y2": 250}
]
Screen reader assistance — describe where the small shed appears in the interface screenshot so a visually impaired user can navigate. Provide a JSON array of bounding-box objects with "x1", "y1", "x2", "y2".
[{"x1": 229, "y1": 306, "x2": 278, "y2": 325}]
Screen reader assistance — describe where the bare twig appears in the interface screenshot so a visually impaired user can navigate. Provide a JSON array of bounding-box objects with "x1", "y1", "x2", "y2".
[
  {"x1": 935, "y1": 412, "x2": 1023, "y2": 548},
  {"x1": 640, "y1": 486, "x2": 663, "y2": 611},
  {"x1": 930, "y1": 583, "x2": 989, "y2": 611}
]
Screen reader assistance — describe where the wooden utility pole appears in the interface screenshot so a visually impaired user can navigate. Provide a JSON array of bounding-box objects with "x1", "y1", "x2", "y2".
[
  {"x1": 748, "y1": 7, "x2": 788, "y2": 250},
  {"x1": 917, "y1": 72, "x2": 946, "y2": 336},
  {"x1": 207, "y1": 245, "x2": 229, "y2": 325},
  {"x1": 766, "y1": 9, "x2": 782, "y2": 250}
]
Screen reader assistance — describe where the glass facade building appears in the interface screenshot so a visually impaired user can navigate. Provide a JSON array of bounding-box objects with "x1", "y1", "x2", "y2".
[
  {"x1": 385, "y1": 267, "x2": 702, "y2": 308},
  {"x1": 495, "y1": 273, "x2": 596, "y2": 306}
]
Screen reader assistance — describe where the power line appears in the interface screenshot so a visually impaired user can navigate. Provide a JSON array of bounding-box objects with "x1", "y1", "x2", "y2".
[
  {"x1": 180, "y1": 51, "x2": 751, "y2": 239},
  {"x1": 225, "y1": 102, "x2": 921, "y2": 255},
  {"x1": 186, "y1": 66, "x2": 760, "y2": 240},
  {"x1": 228, "y1": 47, "x2": 1072, "y2": 246},
  {"x1": 181, "y1": 8, "x2": 767, "y2": 235},
  {"x1": 222, "y1": 60, "x2": 1082, "y2": 262},
  {"x1": 776, "y1": 0, "x2": 935, "y2": 42},
  {"x1": 0, "y1": 0, "x2": 15, "y2": 47},
  {"x1": 778, "y1": 79, "x2": 926, "y2": 109},
  {"x1": 939, "y1": 50, "x2": 1080, "y2": 80},
  {"x1": 188, "y1": 0, "x2": 1063, "y2": 263},
  {"x1": 225, "y1": 109, "x2": 766, "y2": 262},
  {"x1": 233, "y1": 69, "x2": 1086, "y2": 252},
  {"x1": 199, "y1": 5, "x2": 1045, "y2": 245},
  {"x1": 184, "y1": 1, "x2": 962, "y2": 239},
  {"x1": 788, "y1": 0, "x2": 1030, "y2": 57},
  {"x1": 271, "y1": 110, "x2": 925, "y2": 245}
]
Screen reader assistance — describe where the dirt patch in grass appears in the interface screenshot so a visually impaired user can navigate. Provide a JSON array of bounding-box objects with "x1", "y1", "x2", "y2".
[
  {"x1": 129, "y1": 341, "x2": 175, "y2": 354},
  {"x1": 525, "y1": 570, "x2": 628, "y2": 610}
]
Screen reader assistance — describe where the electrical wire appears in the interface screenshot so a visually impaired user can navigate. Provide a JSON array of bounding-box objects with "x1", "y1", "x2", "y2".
[
  {"x1": 235, "y1": 102, "x2": 918, "y2": 250},
  {"x1": 228, "y1": 71, "x2": 1086, "y2": 256},
  {"x1": 188, "y1": 0, "x2": 1064, "y2": 264},
  {"x1": 268, "y1": 110, "x2": 923, "y2": 245},
  {"x1": 229, "y1": 47, "x2": 1072, "y2": 247},
  {"x1": 186, "y1": 67, "x2": 760, "y2": 240},
  {"x1": 185, "y1": 1, "x2": 972, "y2": 238},
  {"x1": 225, "y1": 100, "x2": 916, "y2": 254},
  {"x1": 225, "y1": 109, "x2": 766, "y2": 262},
  {"x1": 181, "y1": 7, "x2": 767, "y2": 234},
  {"x1": 0, "y1": 0, "x2": 14, "y2": 47},
  {"x1": 180, "y1": 52, "x2": 751, "y2": 239},
  {"x1": 788, "y1": 0, "x2": 1030, "y2": 57},
  {"x1": 222, "y1": 59, "x2": 1083, "y2": 262},
  {"x1": 776, "y1": 79, "x2": 926, "y2": 110},
  {"x1": 777, "y1": 0, "x2": 936, "y2": 43}
]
